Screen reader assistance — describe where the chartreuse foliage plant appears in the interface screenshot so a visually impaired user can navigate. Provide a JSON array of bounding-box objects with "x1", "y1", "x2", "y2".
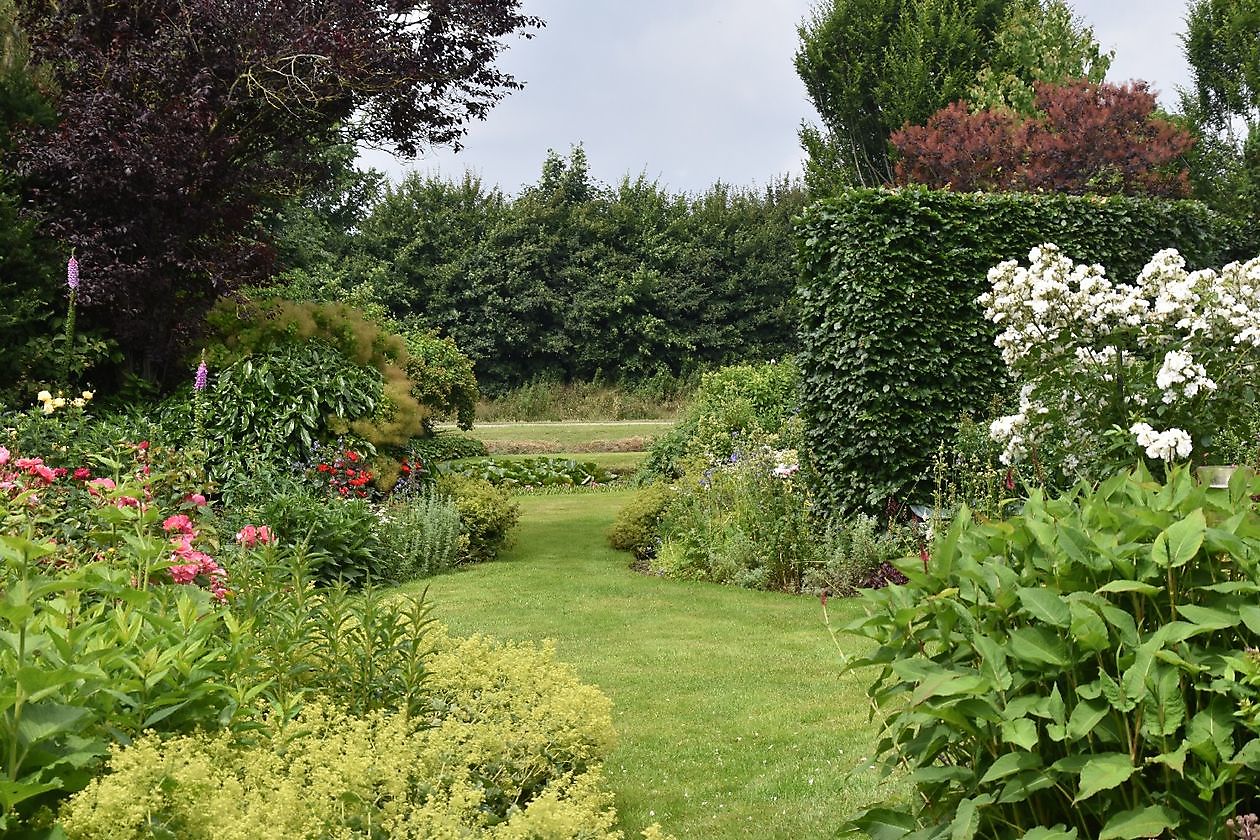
[
  {"x1": 844, "y1": 464, "x2": 1260, "y2": 839},
  {"x1": 796, "y1": 187, "x2": 1254, "y2": 517},
  {"x1": 59, "y1": 629, "x2": 621, "y2": 839}
]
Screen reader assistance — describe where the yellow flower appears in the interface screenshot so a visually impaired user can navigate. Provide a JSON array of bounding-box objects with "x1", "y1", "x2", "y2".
[
  {"x1": 73, "y1": 398, "x2": 85, "y2": 408},
  {"x1": 41, "y1": 403, "x2": 55, "y2": 415},
  {"x1": 82, "y1": 391, "x2": 94, "y2": 401},
  {"x1": 37, "y1": 390, "x2": 52, "y2": 402},
  {"x1": 52, "y1": 397, "x2": 66, "y2": 408}
]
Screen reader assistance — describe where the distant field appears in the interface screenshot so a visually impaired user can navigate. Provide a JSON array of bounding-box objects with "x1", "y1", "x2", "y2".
[
  {"x1": 470, "y1": 451, "x2": 650, "y2": 475},
  {"x1": 461, "y1": 420, "x2": 675, "y2": 453}
]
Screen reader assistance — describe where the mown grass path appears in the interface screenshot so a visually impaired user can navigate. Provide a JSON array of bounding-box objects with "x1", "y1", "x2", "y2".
[{"x1": 395, "y1": 490, "x2": 894, "y2": 839}]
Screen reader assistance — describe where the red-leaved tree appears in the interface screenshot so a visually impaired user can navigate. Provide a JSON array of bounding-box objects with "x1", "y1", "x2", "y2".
[
  {"x1": 892, "y1": 80, "x2": 1195, "y2": 197},
  {"x1": 11, "y1": 1, "x2": 541, "y2": 381}
]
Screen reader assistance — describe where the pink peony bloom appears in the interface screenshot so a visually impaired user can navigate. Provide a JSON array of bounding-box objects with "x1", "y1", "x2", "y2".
[
  {"x1": 235, "y1": 524, "x2": 274, "y2": 548},
  {"x1": 87, "y1": 477, "x2": 116, "y2": 496},
  {"x1": 114, "y1": 495, "x2": 141, "y2": 509},
  {"x1": 169, "y1": 563, "x2": 199, "y2": 584},
  {"x1": 73, "y1": 467, "x2": 91, "y2": 481},
  {"x1": 32, "y1": 465, "x2": 56, "y2": 484},
  {"x1": 15, "y1": 457, "x2": 43, "y2": 469},
  {"x1": 0, "y1": 447, "x2": 9, "y2": 466},
  {"x1": 187, "y1": 493, "x2": 207, "y2": 507},
  {"x1": 162, "y1": 514, "x2": 195, "y2": 535}
]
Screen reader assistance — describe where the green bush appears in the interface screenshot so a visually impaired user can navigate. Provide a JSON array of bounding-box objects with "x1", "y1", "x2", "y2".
[
  {"x1": 407, "y1": 430, "x2": 488, "y2": 463},
  {"x1": 60, "y1": 629, "x2": 620, "y2": 839},
  {"x1": 376, "y1": 490, "x2": 464, "y2": 581},
  {"x1": 606, "y1": 483, "x2": 673, "y2": 561},
  {"x1": 801, "y1": 515, "x2": 917, "y2": 596},
  {"x1": 260, "y1": 490, "x2": 384, "y2": 585},
  {"x1": 436, "y1": 474, "x2": 521, "y2": 565},
  {"x1": 639, "y1": 361, "x2": 800, "y2": 482},
  {"x1": 845, "y1": 464, "x2": 1260, "y2": 838},
  {"x1": 399, "y1": 325, "x2": 479, "y2": 430},
  {"x1": 796, "y1": 187, "x2": 1254, "y2": 517}
]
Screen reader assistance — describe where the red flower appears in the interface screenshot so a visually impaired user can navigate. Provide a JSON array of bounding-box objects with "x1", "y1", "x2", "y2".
[{"x1": 73, "y1": 467, "x2": 91, "y2": 481}]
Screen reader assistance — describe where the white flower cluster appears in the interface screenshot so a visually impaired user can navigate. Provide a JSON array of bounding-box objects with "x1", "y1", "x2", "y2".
[
  {"x1": 1129, "y1": 423, "x2": 1192, "y2": 462},
  {"x1": 979, "y1": 244, "x2": 1260, "y2": 471},
  {"x1": 1154, "y1": 349, "x2": 1216, "y2": 404},
  {"x1": 988, "y1": 385, "x2": 1048, "y2": 466}
]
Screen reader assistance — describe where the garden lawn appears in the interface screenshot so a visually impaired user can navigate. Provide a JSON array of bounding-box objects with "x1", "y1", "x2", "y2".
[{"x1": 393, "y1": 490, "x2": 899, "y2": 839}]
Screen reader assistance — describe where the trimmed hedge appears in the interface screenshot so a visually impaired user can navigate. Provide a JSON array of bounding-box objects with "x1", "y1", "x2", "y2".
[{"x1": 796, "y1": 187, "x2": 1254, "y2": 517}]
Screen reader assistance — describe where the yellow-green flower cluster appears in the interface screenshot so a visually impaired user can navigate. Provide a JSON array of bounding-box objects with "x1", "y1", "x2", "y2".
[{"x1": 36, "y1": 389, "x2": 93, "y2": 415}]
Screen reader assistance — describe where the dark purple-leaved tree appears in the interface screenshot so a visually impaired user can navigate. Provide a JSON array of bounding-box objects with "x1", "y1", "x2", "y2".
[{"x1": 12, "y1": 0, "x2": 541, "y2": 381}]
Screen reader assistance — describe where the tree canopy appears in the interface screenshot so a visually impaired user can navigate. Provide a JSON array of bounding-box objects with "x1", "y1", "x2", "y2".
[{"x1": 9, "y1": 0, "x2": 541, "y2": 382}]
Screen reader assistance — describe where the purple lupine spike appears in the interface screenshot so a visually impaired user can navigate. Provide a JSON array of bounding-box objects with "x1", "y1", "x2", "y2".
[
  {"x1": 67, "y1": 256, "x2": 79, "y2": 290},
  {"x1": 194, "y1": 360, "x2": 208, "y2": 391}
]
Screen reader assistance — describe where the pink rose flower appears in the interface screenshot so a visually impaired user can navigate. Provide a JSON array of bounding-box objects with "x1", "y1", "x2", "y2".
[{"x1": 0, "y1": 447, "x2": 9, "y2": 466}]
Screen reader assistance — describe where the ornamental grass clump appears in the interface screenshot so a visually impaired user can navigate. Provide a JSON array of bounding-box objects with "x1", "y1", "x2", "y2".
[
  {"x1": 845, "y1": 464, "x2": 1260, "y2": 839},
  {"x1": 981, "y1": 245, "x2": 1260, "y2": 483}
]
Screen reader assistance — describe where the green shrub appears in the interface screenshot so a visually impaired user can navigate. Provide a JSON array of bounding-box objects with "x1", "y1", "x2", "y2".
[
  {"x1": 60, "y1": 629, "x2": 620, "y2": 839},
  {"x1": 399, "y1": 325, "x2": 479, "y2": 430},
  {"x1": 376, "y1": 490, "x2": 464, "y2": 581},
  {"x1": 436, "y1": 474, "x2": 521, "y2": 564},
  {"x1": 260, "y1": 490, "x2": 384, "y2": 585},
  {"x1": 652, "y1": 440, "x2": 813, "y2": 592},
  {"x1": 407, "y1": 430, "x2": 488, "y2": 463},
  {"x1": 801, "y1": 515, "x2": 917, "y2": 596},
  {"x1": 846, "y1": 464, "x2": 1260, "y2": 838},
  {"x1": 797, "y1": 187, "x2": 1254, "y2": 517},
  {"x1": 606, "y1": 483, "x2": 673, "y2": 560},
  {"x1": 639, "y1": 361, "x2": 799, "y2": 482}
]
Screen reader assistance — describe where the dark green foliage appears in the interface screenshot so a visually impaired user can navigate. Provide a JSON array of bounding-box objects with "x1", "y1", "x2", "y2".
[
  {"x1": 606, "y1": 484, "x2": 673, "y2": 561},
  {"x1": 796, "y1": 187, "x2": 1254, "y2": 518},
  {"x1": 846, "y1": 465, "x2": 1260, "y2": 838},
  {"x1": 261, "y1": 491, "x2": 385, "y2": 586},
  {"x1": 400, "y1": 328, "x2": 479, "y2": 430},
  {"x1": 435, "y1": 475, "x2": 520, "y2": 564},
  {"x1": 343, "y1": 148, "x2": 807, "y2": 393},
  {"x1": 407, "y1": 432, "x2": 488, "y2": 463}
]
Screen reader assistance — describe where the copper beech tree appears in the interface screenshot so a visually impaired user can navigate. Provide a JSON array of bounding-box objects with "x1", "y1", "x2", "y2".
[
  {"x1": 891, "y1": 79, "x2": 1195, "y2": 196},
  {"x1": 10, "y1": 0, "x2": 541, "y2": 381}
]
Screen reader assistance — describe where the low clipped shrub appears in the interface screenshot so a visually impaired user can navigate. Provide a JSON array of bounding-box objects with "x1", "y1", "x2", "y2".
[
  {"x1": 846, "y1": 465, "x2": 1260, "y2": 839},
  {"x1": 59, "y1": 629, "x2": 620, "y2": 839},
  {"x1": 436, "y1": 475, "x2": 520, "y2": 564},
  {"x1": 260, "y1": 490, "x2": 384, "y2": 585},
  {"x1": 606, "y1": 483, "x2": 673, "y2": 561},
  {"x1": 376, "y1": 490, "x2": 465, "y2": 581}
]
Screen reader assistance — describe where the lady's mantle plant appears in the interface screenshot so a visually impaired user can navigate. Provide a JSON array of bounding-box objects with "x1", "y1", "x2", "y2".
[{"x1": 980, "y1": 245, "x2": 1260, "y2": 480}]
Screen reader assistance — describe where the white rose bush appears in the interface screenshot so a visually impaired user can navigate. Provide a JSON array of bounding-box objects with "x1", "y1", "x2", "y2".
[{"x1": 979, "y1": 244, "x2": 1260, "y2": 481}]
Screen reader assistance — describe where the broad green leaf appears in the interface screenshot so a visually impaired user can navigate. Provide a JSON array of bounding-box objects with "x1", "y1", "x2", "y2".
[
  {"x1": 1148, "y1": 743, "x2": 1189, "y2": 776},
  {"x1": 1173, "y1": 604, "x2": 1239, "y2": 631},
  {"x1": 1187, "y1": 701, "x2": 1235, "y2": 762},
  {"x1": 1095, "y1": 580, "x2": 1161, "y2": 596},
  {"x1": 972, "y1": 634, "x2": 1012, "y2": 692},
  {"x1": 1074, "y1": 753, "x2": 1136, "y2": 802},
  {"x1": 1007, "y1": 627, "x2": 1070, "y2": 668},
  {"x1": 849, "y1": 807, "x2": 915, "y2": 840},
  {"x1": 1156, "y1": 509, "x2": 1205, "y2": 568},
  {"x1": 1023, "y1": 827, "x2": 1078, "y2": 840},
  {"x1": 1229, "y1": 738, "x2": 1260, "y2": 769},
  {"x1": 0, "y1": 775, "x2": 64, "y2": 811},
  {"x1": 950, "y1": 796, "x2": 981, "y2": 840},
  {"x1": 978, "y1": 751, "x2": 1042, "y2": 784},
  {"x1": 1069, "y1": 602, "x2": 1109, "y2": 652},
  {"x1": 1141, "y1": 666, "x2": 1185, "y2": 738},
  {"x1": 1001, "y1": 717, "x2": 1039, "y2": 750},
  {"x1": 1017, "y1": 587, "x2": 1071, "y2": 627},
  {"x1": 1238, "y1": 605, "x2": 1260, "y2": 635},
  {"x1": 16, "y1": 702, "x2": 92, "y2": 746},
  {"x1": 1066, "y1": 698, "x2": 1108, "y2": 740},
  {"x1": 1098, "y1": 805, "x2": 1179, "y2": 839}
]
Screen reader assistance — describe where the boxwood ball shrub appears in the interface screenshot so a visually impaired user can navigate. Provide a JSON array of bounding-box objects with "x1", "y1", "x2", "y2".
[
  {"x1": 436, "y1": 474, "x2": 521, "y2": 564},
  {"x1": 59, "y1": 628, "x2": 621, "y2": 839},
  {"x1": 845, "y1": 464, "x2": 1260, "y2": 839},
  {"x1": 796, "y1": 187, "x2": 1252, "y2": 517}
]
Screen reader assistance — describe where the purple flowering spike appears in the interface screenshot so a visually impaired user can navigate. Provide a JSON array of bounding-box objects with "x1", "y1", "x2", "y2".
[
  {"x1": 67, "y1": 256, "x2": 79, "y2": 290},
  {"x1": 194, "y1": 360, "x2": 208, "y2": 391}
]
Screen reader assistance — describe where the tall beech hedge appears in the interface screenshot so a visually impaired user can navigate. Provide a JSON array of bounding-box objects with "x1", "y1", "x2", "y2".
[{"x1": 796, "y1": 187, "x2": 1254, "y2": 517}]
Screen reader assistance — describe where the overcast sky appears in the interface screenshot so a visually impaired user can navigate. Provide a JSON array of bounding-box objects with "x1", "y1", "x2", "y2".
[{"x1": 358, "y1": 1, "x2": 1197, "y2": 195}]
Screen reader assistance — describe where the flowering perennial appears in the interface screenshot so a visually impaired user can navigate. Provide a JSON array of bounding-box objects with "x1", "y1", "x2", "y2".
[{"x1": 980, "y1": 245, "x2": 1260, "y2": 473}]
